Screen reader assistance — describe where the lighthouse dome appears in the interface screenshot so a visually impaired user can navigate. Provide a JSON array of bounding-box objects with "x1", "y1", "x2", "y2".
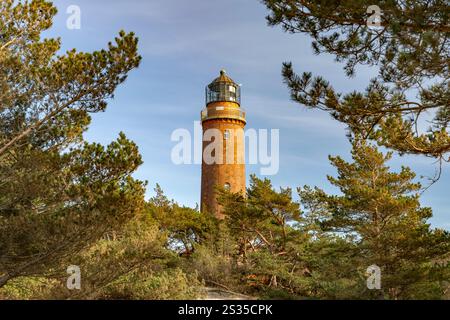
[{"x1": 211, "y1": 69, "x2": 236, "y2": 84}]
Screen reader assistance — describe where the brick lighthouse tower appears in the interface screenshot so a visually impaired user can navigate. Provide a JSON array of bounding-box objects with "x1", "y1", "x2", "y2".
[{"x1": 200, "y1": 70, "x2": 246, "y2": 219}]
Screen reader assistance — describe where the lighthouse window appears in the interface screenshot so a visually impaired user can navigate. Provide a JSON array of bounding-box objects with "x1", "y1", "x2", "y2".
[
  {"x1": 224, "y1": 130, "x2": 230, "y2": 140},
  {"x1": 229, "y1": 85, "x2": 236, "y2": 93},
  {"x1": 224, "y1": 183, "x2": 231, "y2": 190}
]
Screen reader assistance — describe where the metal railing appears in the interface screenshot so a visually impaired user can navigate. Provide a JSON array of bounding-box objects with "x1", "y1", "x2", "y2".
[{"x1": 201, "y1": 106, "x2": 246, "y2": 123}]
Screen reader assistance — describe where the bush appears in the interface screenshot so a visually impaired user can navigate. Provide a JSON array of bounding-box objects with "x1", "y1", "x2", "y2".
[
  {"x1": 0, "y1": 277, "x2": 59, "y2": 300},
  {"x1": 102, "y1": 268, "x2": 203, "y2": 300}
]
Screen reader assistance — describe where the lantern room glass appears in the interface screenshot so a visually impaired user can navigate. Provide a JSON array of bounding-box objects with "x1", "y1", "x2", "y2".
[{"x1": 206, "y1": 82, "x2": 241, "y2": 105}]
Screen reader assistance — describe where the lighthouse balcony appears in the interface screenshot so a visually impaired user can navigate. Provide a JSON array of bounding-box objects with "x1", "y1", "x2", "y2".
[{"x1": 201, "y1": 106, "x2": 246, "y2": 124}]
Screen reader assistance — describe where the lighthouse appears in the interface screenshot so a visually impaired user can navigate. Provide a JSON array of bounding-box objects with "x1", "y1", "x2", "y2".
[{"x1": 200, "y1": 70, "x2": 246, "y2": 219}]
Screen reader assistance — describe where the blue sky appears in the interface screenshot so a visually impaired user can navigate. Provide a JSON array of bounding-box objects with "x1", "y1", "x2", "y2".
[{"x1": 47, "y1": 0, "x2": 448, "y2": 229}]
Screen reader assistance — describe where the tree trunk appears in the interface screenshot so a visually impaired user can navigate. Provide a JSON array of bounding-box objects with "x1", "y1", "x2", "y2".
[{"x1": 0, "y1": 273, "x2": 11, "y2": 288}]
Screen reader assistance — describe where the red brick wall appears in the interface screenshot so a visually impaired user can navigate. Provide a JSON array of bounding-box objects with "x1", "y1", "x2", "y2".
[{"x1": 201, "y1": 109, "x2": 246, "y2": 219}]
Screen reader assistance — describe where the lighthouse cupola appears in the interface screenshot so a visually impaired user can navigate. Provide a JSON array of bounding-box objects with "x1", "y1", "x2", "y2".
[{"x1": 206, "y1": 69, "x2": 241, "y2": 106}]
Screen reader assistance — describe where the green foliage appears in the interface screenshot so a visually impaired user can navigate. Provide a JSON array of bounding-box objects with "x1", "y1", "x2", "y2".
[
  {"x1": 215, "y1": 175, "x2": 312, "y2": 298},
  {"x1": 147, "y1": 184, "x2": 218, "y2": 253},
  {"x1": 187, "y1": 244, "x2": 236, "y2": 286},
  {"x1": 299, "y1": 140, "x2": 450, "y2": 299},
  {"x1": 0, "y1": 0, "x2": 144, "y2": 288},
  {"x1": 0, "y1": 211, "x2": 203, "y2": 300},
  {"x1": 203, "y1": 142, "x2": 450, "y2": 300},
  {"x1": 264, "y1": 3, "x2": 450, "y2": 296},
  {"x1": 5, "y1": 141, "x2": 443, "y2": 300},
  {"x1": 56, "y1": 212, "x2": 169, "y2": 299},
  {"x1": 0, "y1": 277, "x2": 58, "y2": 300},
  {"x1": 1, "y1": 0, "x2": 448, "y2": 301},
  {"x1": 263, "y1": 0, "x2": 449, "y2": 161},
  {"x1": 101, "y1": 269, "x2": 203, "y2": 300}
]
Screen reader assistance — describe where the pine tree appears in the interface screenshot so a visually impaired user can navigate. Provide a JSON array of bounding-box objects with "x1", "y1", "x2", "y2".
[
  {"x1": 299, "y1": 141, "x2": 450, "y2": 299},
  {"x1": 218, "y1": 175, "x2": 311, "y2": 298},
  {"x1": 147, "y1": 184, "x2": 216, "y2": 254},
  {"x1": 0, "y1": 0, "x2": 144, "y2": 287},
  {"x1": 262, "y1": 0, "x2": 449, "y2": 163}
]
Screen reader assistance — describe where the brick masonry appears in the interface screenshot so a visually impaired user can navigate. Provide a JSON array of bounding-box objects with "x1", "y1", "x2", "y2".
[{"x1": 201, "y1": 101, "x2": 246, "y2": 219}]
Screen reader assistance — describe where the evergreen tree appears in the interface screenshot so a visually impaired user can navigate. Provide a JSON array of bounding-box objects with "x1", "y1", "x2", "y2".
[
  {"x1": 0, "y1": 0, "x2": 144, "y2": 287},
  {"x1": 299, "y1": 141, "x2": 450, "y2": 299},
  {"x1": 218, "y1": 175, "x2": 311, "y2": 298},
  {"x1": 262, "y1": 0, "x2": 449, "y2": 163},
  {"x1": 147, "y1": 184, "x2": 216, "y2": 254}
]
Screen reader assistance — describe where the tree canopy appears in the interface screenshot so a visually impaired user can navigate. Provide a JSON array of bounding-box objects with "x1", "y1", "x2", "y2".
[
  {"x1": 0, "y1": 0, "x2": 448, "y2": 300},
  {"x1": 262, "y1": 0, "x2": 449, "y2": 164},
  {"x1": 299, "y1": 141, "x2": 450, "y2": 299},
  {"x1": 0, "y1": 0, "x2": 144, "y2": 287}
]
